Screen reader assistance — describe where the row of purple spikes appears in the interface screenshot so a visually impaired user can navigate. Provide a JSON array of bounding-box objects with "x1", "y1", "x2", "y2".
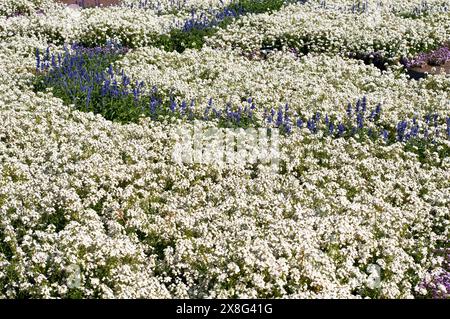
[{"x1": 264, "y1": 97, "x2": 450, "y2": 142}]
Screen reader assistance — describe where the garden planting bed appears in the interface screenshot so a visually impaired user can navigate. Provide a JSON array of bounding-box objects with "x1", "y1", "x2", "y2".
[
  {"x1": 58, "y1": 0, "x2": 120, "y2": 7},
  {"x1": 0, "y1": 0, "x2": 449, "y2": 300}
]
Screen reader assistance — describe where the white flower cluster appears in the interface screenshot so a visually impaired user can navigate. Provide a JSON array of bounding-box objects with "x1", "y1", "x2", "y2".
[
  {"x1": 0, "y1": 3, "x2": 179, "y2": 46},
  {"x1": 0, "y1": 0, "x2": 248, "y2": 47},
  {"x1": 0, "y1": 0, "x2": 449, "y2": 299},
  {"x1": 121, "y1": 0, "x2": 236, "y2": 14},
  {"x1": 118, "y1": 46, "x2": 449, "y2": 125},
  {"x1": 307, "y1": 0, "x2": 450, "y2": 13},
  {"x1": 0, "y1": 0, "x2": 55, "y2": 16},
  {"x1": 206, "y1": 2, "x2": 450, "y2": 57}
]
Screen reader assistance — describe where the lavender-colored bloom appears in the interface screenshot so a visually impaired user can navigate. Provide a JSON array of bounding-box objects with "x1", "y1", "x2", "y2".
[
  {"x1": 107, "y1": 64, "x2": 113, "y2": 78},
  {"x1": 361, "y1": 96, "x2": 367, "y2": 113},
  {"x1": 100, "y1": 81, "x2": 109, "y2": 96},
  {"x1": 111, "y1": 80, "x2": 119, "y2": 97},
  {"x1": 404, "y1": 132, "x2": 411, "y2": 141},
  {"x1": 315, "y1": 112, "x2": 321, "y2": 122},
  {"x1": 328, "y1": 122, "x2": 335, "y2": 135},
  {"x1": 51, "y1": 54, "x2": 56, "y2": 68},
  {"x1": 338, "y1": 123, "x2": 345, "y2": 136},
  {"x1": 132, "y1": 87, "x2": 139, "y2": 102},
  {"x1": 284, "y1": 124, "x2": 292, "y2": 134},
  {"x1": 369, "y1": 109, "x2": 376, "y2": 121},
  {"x1": 296, "y1": 118, "x2": 303, "y2": 128},
  {"x1": 283, "y1": 104, "x2": 290, "y2": 122},
  {"x1": 213, "y1": 108, "x2": 221, "y2": 119},
  {"x1": 226, "y1": 102, "x2": 232, "y2": 118},
  {"x1": 284, "y1": 113, "x2": 291, "y2": 126},
  {"x1": 203, "y1": 106, "x2": 211, "y2": 120},
  {"x1": 396, "y1": 120, "x2": 408, "y2": 142},
  {"x1": 276, "y1": 107, "x2": 283, "y2": 127},
  {"x1": 45, "y1": 47, "x2": 50, "y2": 62},
  {"x1": 346, "y1": 103, "x2": 352, "y2": 117},
  {"x1": 435, "y1": 127, "x2": 440, "y2": 139},
  {"x1": 356, "y1": 113, "x2": 364, "y2": 129},
  {"x1": 307, "y1": 118, "x2": 317, "y2": 133},
  {"x1": 375, "y1": 103, "x2": 381, "y2": 116},
  {"x1": 382, "y1": 129, "x2": 389, "y2": 141},
  {"x1": 180, "y1": 100, "x2": 187, "y2": 114},
  {"x1": 306, "y1": 119, "x2": 313, "y2": 132},
  {"x1": 149, "y1": 97, "x2": 157, "y2": 115},
  {"x1": 35, "y1": 48, "x2": 40, "y2": 70},
  {"x1": 446, "y1": 117, "x2": 450, "y2": 139},
  {"x1": 410, "y1": 124, "x2": 419, "y2": 138},
  {"x1": 235, "y1": 110, "x2": 241, "y2": 124}
]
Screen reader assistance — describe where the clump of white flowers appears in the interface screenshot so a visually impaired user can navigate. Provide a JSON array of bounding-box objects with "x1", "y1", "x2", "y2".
[
  {"x1": 206, "y1": 2, "x2": 450, "y2": 58},
  {"x1": 121, "y1": 0, "x2": 236, "y2": 14},
  {"x1": 0, "y1": 0, "x2": 56, "y2": 16},
  {"x1": 0, "y1": 0, "x2": 449, "y2": 299},
  {"x1": 117, "y1": 46, "x2": 449, "y2": 126},
  {"x1": 0, "y1": 2, "x2": 183, "y2": 46}
]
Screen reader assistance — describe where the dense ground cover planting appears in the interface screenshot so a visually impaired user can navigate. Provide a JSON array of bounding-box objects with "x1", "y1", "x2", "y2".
[{"x1": 0, "y1": 0, "x2": 449, "y2": 299}]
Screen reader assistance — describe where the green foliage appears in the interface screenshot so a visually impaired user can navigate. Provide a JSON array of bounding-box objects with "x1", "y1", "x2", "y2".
[{"x1": 234, "y1": 0, "x2": 287, "y2": 14}]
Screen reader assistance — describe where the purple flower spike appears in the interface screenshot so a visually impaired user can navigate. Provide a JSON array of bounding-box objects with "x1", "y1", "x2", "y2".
[
  {"x1": 35, "y1": 48, "x2": 41, "y2": 70},
  {"x1": 276, "y1": 107, "x2": 283, "y2": 127},
  {"x1": 356, "y1": 113, "x2": 364, "y2": 129},
  {"x1": 446, "y1": 117, "x2": 450, "y2": 139},
  {"x1": 382, "y1": 129, "x2": 389, "y2": 141},
  {"x1": 328, "y1": 122, "x2": 335, "y2": 135},
  {"x1": 347, "y1": 103, "x2": 352, "y2": 117},
  {"x1": 338, "y1": 123, "x2": 345, "y2": 136}
]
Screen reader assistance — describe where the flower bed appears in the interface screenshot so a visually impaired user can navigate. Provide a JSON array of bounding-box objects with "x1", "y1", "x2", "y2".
[
  {"x1": 0, "y1": 0, "x2": 449, "y2": 299},
  {"x1": 58, "y1": 0, "x2": 121, "y2": 8}
]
